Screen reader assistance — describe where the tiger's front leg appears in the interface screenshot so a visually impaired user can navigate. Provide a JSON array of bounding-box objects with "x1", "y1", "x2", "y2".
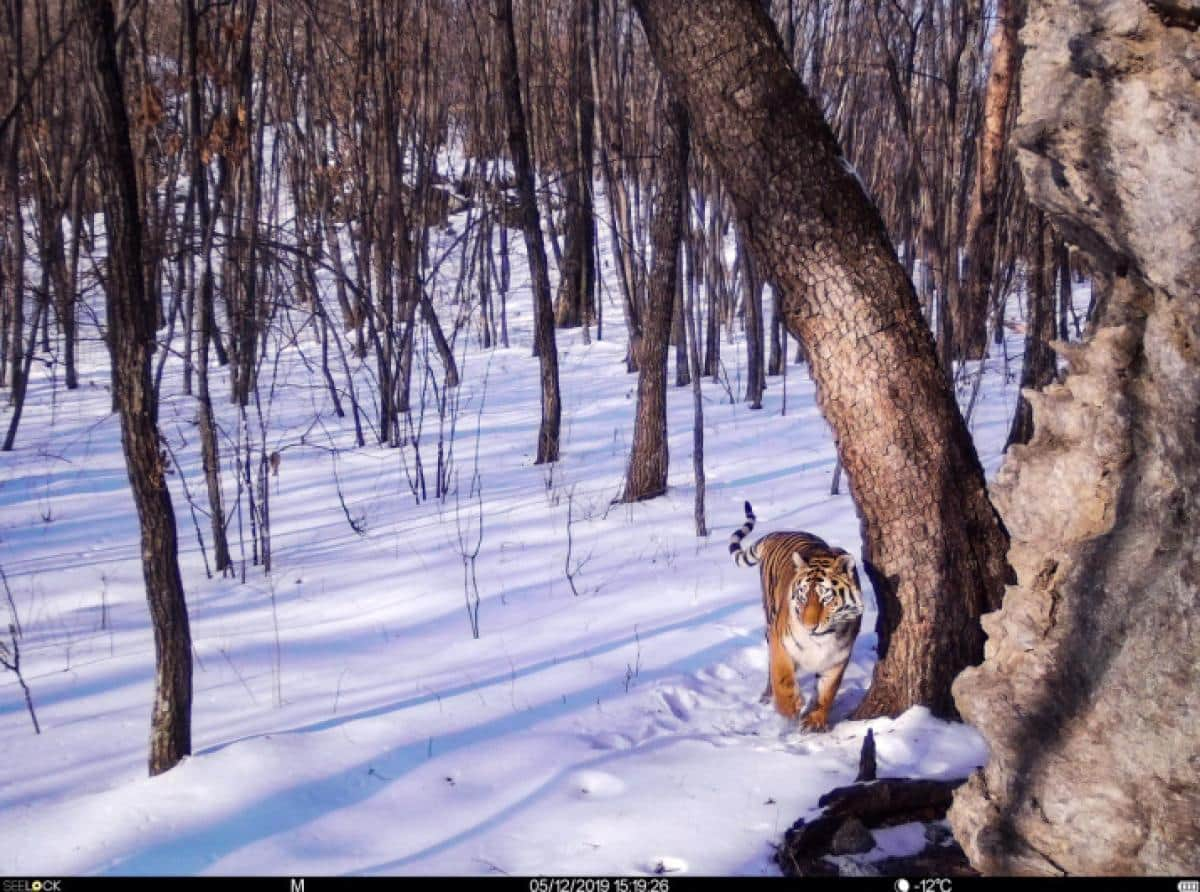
[
  {"x1": 801, "y1": 660, "x2": 849, "y2": 732},
  {"x1": 769, "y1": 632, "x2": 802, "y2": 719}
]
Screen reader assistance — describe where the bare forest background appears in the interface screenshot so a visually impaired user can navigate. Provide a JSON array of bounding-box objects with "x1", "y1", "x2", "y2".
[{"x1": 1, "y1": 0, "x2": 1088, "y2": 781}]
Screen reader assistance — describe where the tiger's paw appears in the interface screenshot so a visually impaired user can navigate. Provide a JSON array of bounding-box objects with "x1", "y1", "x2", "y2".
[{"x1": 800, "y1": 709, "x2": 830, "y2": 732}]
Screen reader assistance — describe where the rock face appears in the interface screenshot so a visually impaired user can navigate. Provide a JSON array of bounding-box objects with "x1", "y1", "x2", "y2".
[
  {"x1": 1013, "y1": 0, "x2": 1200, "y2": 301},
  {"x1": 948, "y1": 0, "x2": 1200, "y2": 876}
]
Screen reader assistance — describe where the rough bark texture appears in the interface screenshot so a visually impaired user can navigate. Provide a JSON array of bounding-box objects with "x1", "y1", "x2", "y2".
[
  {"x1": 632, "y1": 0, "x2": 1010, "y2": 718},
  {"x1": 80, "y1": 0, "x2": 193, "y2": 776},
  {"x1": 496, "y1": 0, "x2": 561, "y2": 464},
  {"x1": 622, "y1": 102, "x2": 687, "y2": 503},
  {"x1": 950, "y1": 0, "x2": 1200, "y2": 874}
]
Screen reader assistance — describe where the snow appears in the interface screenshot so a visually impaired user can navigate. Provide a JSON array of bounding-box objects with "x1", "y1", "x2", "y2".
[{"x1": 0, "y1": 189, "x2": 1064, "y2": 876}]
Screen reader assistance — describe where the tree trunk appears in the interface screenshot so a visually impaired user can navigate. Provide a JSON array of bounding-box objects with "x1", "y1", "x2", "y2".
[
  {"x1": 1004, "y1": 211, "x2": 1056, "y2": 450},
  {"x1": 5, "y1": 0, "x2": 24, "y2": 405},
  {"x1": 768, "y1": 287, "x2": 784, "y2": 376},
  {"x1": 496, "y1": 0, "x2": 561, "y2": 464},
  {"x1": 671, "y1": 259, "x2": 690, "y2": 387},
  {"x1": 632, "y1": 0, "x2": 1009, "y2": 719},
  {"x1": 681, "y1": 132, "x2": 707, "y2": 537},
  {"x1": 554, "y1": 0, "x2": 596, "y2": 330},
  {"x1": 622, "y1": 100, "x2": 687, "y2": 502},
  {"x1": 957, "y1": 0, "x2": 1021, "y2": 360},
  {"x1": 80, "y1": 0, "x2": 193, "y2": 776},
  {"x1": 740, "y1": 237, "x2": 765, "y2": 408},
  {"x1": 185, "y1": 0, "x2": 231, "y2": 575}
]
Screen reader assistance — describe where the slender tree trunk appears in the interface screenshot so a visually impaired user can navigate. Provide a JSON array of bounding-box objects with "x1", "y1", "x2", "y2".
[
  {"x1": 80, "y1": 0, "x2": 192, "y2": 775},
  {"x1": 5, "y1": 0, "x2": 24, "y2": 405},
  {"x1": 554, "y1": 0, "x2": 596, "y2": 330},
  {"x1": 1056, "y1": 236, "x2": 1071, "y2": 341},
  {"x1": 958, "y1": 0, "x2": 1021, "y2": 360},
  {"x1": 185, "y1": 0, "x2": 231, "y2": 574},
  {"x1": 672, "y1": 249, "x2": 690, "y2": 387},
  {"x1": 623, "y1": 100, "x2": 687, "y2": 502},
  {"x1": 2, "y1": 297, "x2": 46, "y2": 451},
  {"x1": 768, "y1": 287, "x2": 784, "y2": 376},
  {"x1": 680, "y1": 108, "x2": 706, "y2": 536},
  {"x1": 702, "y1": 182, "x2": 722, "y2": 378},
  {"x1": 496, "y1": 0, "x2": 560, "y2": 464},
  {"x1": 740, "y1": 237, "x2": 765, "y2": 408},
  {"x1": 632, "y1": 0, "x2": 1009, "y2": 718},
  {"x1": 1005, "y1": 212, "x2": 1056, "y2": 449}
]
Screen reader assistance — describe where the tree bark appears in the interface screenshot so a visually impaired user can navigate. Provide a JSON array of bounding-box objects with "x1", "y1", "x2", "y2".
[
  {"x1": 5, "y1": 0, "x2": 25, "y2": 405},
  {"x1": 554, "y1": 0, "x2": 596, "y2": 330},
  {"x1": 80, "y1": 0, "x2": 193, "y2": 776},
  {"x1": 185, "y1": 0, "x2": 231, "y2": 574},
  {"x1": 496, "y1": 0, "x2": 561, "y2": 464},
  {"x1": 632, "y1": 0, "x2": 1009, "y2": 718},
  {"x1": 958, "y1": 0, "x2": 1022, "y2": 360},
  {"x1": 1004, "y1": 211, "x2": 1056, "y2": 450},
  {"x1": 622, "y1": 100, "x2": 687, "y2": 502},
  {"x1": 681, "y1": 132, "x2": 707, "y2": 537}
]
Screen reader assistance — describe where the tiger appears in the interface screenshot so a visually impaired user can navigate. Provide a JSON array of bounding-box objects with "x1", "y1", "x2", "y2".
[{"x1": 729, "y1": 501, "x2": 864, "y2": 731}]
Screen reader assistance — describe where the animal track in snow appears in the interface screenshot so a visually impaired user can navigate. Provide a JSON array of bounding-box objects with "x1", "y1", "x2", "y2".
[
  {"x1": 641, "y1": 855, "x2": 687, "y2": 874},
  {"x1": 585, "y1": 732, "x2": 634, "y2": 751},
  {"x1": 569, "y1": 770, "x2": 626, "y2": 799},
  {"x1": 658, "y1": 688, "x2": 696, "y2": 722}
]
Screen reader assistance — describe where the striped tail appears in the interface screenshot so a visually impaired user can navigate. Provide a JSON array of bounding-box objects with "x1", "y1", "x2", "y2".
[{"x1": 729, "y1": 501, "x2": 759, "y2": 567}]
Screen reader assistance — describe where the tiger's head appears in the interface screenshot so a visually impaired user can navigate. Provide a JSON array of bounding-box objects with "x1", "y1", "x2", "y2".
[{"x1": 790, "y1": 551, "x2": 864, "y2": 636}]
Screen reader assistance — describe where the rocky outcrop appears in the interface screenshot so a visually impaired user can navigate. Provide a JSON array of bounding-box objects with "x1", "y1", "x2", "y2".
[
  {"x1": 948, "y1": 0, "x2": 1200, "y2": 876},
  {"x1": 1013, "y1": 0, "x2": 1200, "y2": 302}
]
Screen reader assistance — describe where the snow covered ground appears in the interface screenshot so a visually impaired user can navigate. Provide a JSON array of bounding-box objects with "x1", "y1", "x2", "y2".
[{"x1": 0, "y1": 201, "x2": 1043, "y2": 876}]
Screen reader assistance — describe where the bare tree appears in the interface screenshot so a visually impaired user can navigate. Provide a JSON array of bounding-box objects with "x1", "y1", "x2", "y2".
[
  {"x1": 622, "y1": 98, "x2": 687, "y2": 502},
  {"x1": 79, "y1": 0, "x2": 193, "y2": 775},
  {"x1": 958, "y1": 0, "x2": 1022, "y2": 359},
  {"x1": 554, "y1": 0, "x2": 597, "y2": 330},
  {"x1": 496, "y1": 0, "x2": 561, "y2": 464},
  {"x1": 632, "y1": 0, "x2": 1009, "y2": 718}
]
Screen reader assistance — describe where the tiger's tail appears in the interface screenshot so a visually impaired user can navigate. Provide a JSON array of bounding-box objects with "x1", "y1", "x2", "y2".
[{"x1": 729, "y1": 501, "x2": 759, "y2": 568}]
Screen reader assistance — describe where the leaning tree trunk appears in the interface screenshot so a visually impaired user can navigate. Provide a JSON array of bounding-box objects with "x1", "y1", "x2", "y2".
[
  {"x1": 949, "y1": 0, "x2": 1200, "y2": 874},
  {"x1": 632, "y1": 0, "x2": 1009, "y2": 718},
  {"x1": 622, "y1": 100, "x2": 687, "y2": 503},
  {"x1": 496, "y1": 0, "x2": 561, "y2": 464},
  {"x1": 80, "y1": 0, "x2": 193, "y2": 776}
]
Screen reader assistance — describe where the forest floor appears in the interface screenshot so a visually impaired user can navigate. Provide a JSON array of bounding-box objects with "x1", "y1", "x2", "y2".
[{"x1": 0, "y1": 201, "x2": 1052, "y2": 875}]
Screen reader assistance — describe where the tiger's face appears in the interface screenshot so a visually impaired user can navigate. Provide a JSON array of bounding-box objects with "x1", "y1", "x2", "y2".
[{"x1": 790, "y1": 551, "x2": 864, "y2": 636}]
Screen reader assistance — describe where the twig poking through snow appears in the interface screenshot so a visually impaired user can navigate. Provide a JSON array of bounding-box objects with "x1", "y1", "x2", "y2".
[{"x1": 0, "y1": 623, "x2": 40, "y2": 734}]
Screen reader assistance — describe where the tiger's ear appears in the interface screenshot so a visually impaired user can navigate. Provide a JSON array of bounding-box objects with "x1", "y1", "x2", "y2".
[
  {"x1": 836, "y1": 552, "x2": 857, "y2": 576},
  {"x1": 791, "y1": 551, "x2": 809, "y2": 569}
]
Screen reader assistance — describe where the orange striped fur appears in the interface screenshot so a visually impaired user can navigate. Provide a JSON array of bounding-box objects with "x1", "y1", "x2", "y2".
[{"x1": 730, "y1": 502, "x2": 864, "y2": 730}]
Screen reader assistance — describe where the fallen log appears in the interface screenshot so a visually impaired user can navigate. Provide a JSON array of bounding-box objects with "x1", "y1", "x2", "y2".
[{"x1": 775, "y1": 732, "x2": 978, "y2": 877}]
